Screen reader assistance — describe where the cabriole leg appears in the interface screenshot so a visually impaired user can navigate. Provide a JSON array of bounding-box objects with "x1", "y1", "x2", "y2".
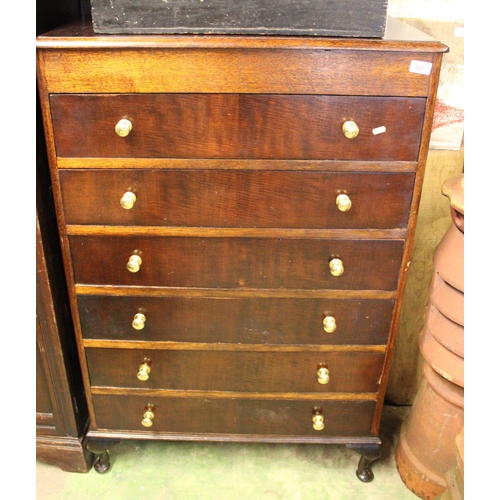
[
  {"x1": 346, "y1": 443, "x2": 381, "y2": 482},
  {"x1": 87, "y1": 439, "x2": 121, "y2": 474}
]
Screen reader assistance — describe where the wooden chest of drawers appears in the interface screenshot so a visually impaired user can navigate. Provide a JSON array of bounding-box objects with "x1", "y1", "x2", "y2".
[{"x1": 36, "y1": 18, "x2": 447, "y2": 479}]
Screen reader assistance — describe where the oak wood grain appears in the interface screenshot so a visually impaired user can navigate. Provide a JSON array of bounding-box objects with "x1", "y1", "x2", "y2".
[
  {"x1": 56, "y1": 158, "x2": 419, "y2": 172},
  {"x1": 92, "y1": 394, "x2": 376, "y2": 437},
  {"x1": 66, "y1": 227, "x2": 408, "y2": 240},
  {"x1": 39, "y1": 48, "x2": 439, "y2": 96},
  {"x1": 36, "y1": 20, "x2": 447, "y2": 445},
  {"x1": 86, "y1": 348, "x2": 384, "y2": 393},
  {"x1": 92, "y1": 388, "x2": 378, "y2": 400},
  {"x1": 50, "y1": 94, "x2": 425, "y2": 160},
  {"x1": 83, "y1": 341, "x2": 387, "y2": 353},
  {"x1": 68, "y1": 235, "x2": 405, "y2": 290},
  {"x1": 77, "y1": 295, "x2": 394, "y2": 345},
  {"x1": 74, "y1": 285, "x2": 398, "y2": 300},
  {"x1": 60, "y1": 170, "x2": 415, "y2": 229}
]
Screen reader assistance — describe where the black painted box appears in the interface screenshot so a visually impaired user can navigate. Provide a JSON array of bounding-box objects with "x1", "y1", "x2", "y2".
[{"x1": 90, "y1": 0, "x2": 388, "y2": 37}]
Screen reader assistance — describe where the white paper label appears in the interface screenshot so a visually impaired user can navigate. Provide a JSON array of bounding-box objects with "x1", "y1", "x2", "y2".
[
  {"x1": 372, "y1": 126, "x2": 386, "y2": 135},
  {"x1": 454, "y1": 26, "x2": 464, "y2": 37},
  {"x1": 409, "y1": 60, "x2": 432, "y2": 75}
]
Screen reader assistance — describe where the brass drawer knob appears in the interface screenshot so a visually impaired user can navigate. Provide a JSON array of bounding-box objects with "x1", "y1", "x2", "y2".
[
  {"x1": 312, "y1": 414, "x2": 325, "y2": 431},
  {"x1": 127, "y1": 255, "x2": 142, "y2": 273},
  {"x1": 137, "y1": 359, "x2": 151, "y2": 381},
  {"x1": 342, "y1": 120, "x2": 359, "y2": 139},
  {"x1": 336, "y1": 194, "x2": 352, "y2": 212},
  {"x1": 329, "y1": 258, "x2": 344, "y2": 277},
  {"x1": 120, "y1": 191, "x2": 136, "y2": 210},
  {"x1": 323, "y1": 316, "x2": 337, "y2": 333},
  {"x1": 115, "y1": 118, "x2": 132, "y2": 137},
  {"x1": 132, "y1": 313, "x2": 146, "y2": 330},
  {"x1": 141, "y1": 406, "x2": 155, "y2": 427},
  {"x1": 317, "y1": 367, "x2": 330, "y2": 385}
]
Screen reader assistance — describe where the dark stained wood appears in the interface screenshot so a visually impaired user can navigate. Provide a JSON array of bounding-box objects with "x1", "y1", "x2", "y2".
[
  {"x1": 86, "y1": 438, "x2": 121, "y2": 473},
  {"x1": 77, "y1": 295, "x2": 393, "y2": 346},
  {"x1": 36, "y1": 85, "x2": 94, "y2": 469},
  {"x1": 59, "y1": 170, "x2": 415, "y2": 229},
  {"x1": 50, "y1": 94, "x2": 425, "y2": 161},
  {"x1": 89, "y1": 0, "x2": 388, "y2": 37},
  {"x1": 36, "y1": 0, "x2": 96, "y2": 473},
  {"x1": 36, "y1": 18, "x2": 447, "y2": 473},
  {"x1": 36, "y1": 211, "x2": 94, "y2": 471},
  {"x1": 36, "y1": 333, "x2": 53, "y2": 415},
  {"x1": 92, "y1": 395, "x2": 376, "y2": 437},
  {"x1": 68, "y1": 235, "x2": 405, "y2": 290},
  {"x1": 347, "y1": 442, "x2": 382, "y2": 482},
  {"x1": 86, "y1": 348, "x2": 384, "y2": 393}
]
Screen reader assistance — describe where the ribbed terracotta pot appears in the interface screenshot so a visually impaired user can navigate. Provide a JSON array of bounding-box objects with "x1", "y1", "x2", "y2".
[
  {"x1": 396, "y1": 174, "x2": 464, "y2": 499},
  {"x1": 396, "y1": 362, "x2": 464, "y2": 499}
]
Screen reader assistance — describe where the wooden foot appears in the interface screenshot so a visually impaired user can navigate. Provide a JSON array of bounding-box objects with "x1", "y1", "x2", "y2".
[
  {"x1": 346, "y1": 443, "x2": 381, "y2": 482},
  {"x1": 87, "y1": 439, "x2": 121, "y2": 474},
  {"x1": 93, "y1": 451, "x2": 111, "y2": 474}
]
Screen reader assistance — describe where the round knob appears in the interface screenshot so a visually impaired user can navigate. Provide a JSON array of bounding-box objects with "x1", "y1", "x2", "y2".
[
  {"x1": 127, "y1": 255, "x2": 142, "y2": 273},
  {"x1": 336, "y1": 194, "x2": 352, "y2": 212},
  {"x1": 115, "y1": 118, "x2": 132, "y2": 137},
  {"x1": 137, "y1": 360, "x2": 151, "y2": 381},
  {"x1": 312, "y1": 414, "x2": 325, "y2": 431},
  {"x1": 323, "y1": 316, "x2": 337, "y2": 333},
  {"x1": 317, "y1": 367, "x2": 330, "y2": 385},
  {"x1": 329, "y1": 258, "x2": 344, "y2": 277},
  {"x1": 132, "y1": 313, "x2": 146, "y2": 330},
  {"x1": 141, "y1": 409, "x2": 155, "y2": 427},
  {"x1": 120, "y1": 191, "x2": 136, "y2": 210},
  {"x1": 342, "y1": 120, "x2": 359, "y2": 139}
]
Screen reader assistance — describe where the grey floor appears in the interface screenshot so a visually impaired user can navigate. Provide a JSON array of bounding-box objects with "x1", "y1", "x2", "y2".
[{"x1": 36, "y1": 405, "x2": 418, "y2": 499}]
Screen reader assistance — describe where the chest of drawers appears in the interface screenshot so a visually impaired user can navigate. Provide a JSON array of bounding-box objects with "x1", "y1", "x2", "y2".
[{"x1": 36, "y1": 18, "x2": 447, "y2": 479}]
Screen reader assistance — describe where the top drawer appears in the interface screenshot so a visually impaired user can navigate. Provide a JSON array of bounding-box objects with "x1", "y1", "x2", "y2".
[{"x1": 50, "y1": 94, "x2": 426, "y2": 161}]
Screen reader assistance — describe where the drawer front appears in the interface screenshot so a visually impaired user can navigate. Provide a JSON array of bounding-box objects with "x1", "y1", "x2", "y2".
[
  {"x1": 78, "y1": 295, "x2": 394, "y2": 346},
  {"x1": 69, "y1": 236, "x2": 404, "y2": 290},
  {"x1": 60, "y1": 170, "x2": 415, "y2": 229},
  {"x1": 92, "y1": 395, "x2": 376, "y2": 437},
  {"x1": 50, "y1": 94, "x2": 426, "y2": 160},
  {"x1": 85, "y1": 348, "x2": 385, "y2": 393}
]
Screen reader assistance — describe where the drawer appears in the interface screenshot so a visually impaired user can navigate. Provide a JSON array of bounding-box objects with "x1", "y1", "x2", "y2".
[
  {"x1": 78, "y1": 296, "x2": 393, "y2": 346},
  {"x1": 69, "y1": 236, "x2": 404, "y2": 290},
  {"x1": 92, "y1": 394, "x2": 376, "y2": 437},
  {"x1": 86, "y1": 348, "x2": 385, "y2": 393},
  {"x1": 50, "y1": 94, "x2": 426, "y2": 160},
  {"x1": 60, "y1": 170, "x2": 415, "y2": 229}
]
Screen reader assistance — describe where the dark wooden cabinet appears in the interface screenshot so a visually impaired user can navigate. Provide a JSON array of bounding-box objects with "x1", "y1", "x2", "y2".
[
  {"x1": 36, "y1": 0, "x2": 94, "y2": 473},
  {"x1": 36, "y1": 18, "x2": 447, "y2": 479},
  {"x1": 36, "y1": 211, "x2": 94, "y2": 472}
]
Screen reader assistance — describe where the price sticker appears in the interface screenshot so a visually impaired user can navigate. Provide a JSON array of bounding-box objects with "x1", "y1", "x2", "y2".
[
  {"x1": 372, "y1": 126, "x2": 386, "y2": 135},
  {"x1": 409, "y1": 60, "x2": 432, "y2": 75}
]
